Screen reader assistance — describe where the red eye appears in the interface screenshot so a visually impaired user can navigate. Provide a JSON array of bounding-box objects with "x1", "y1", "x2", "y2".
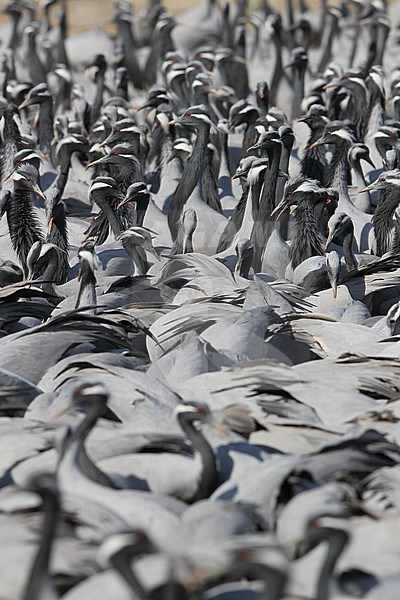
[
  {"x1": 315, "y1": 113, "x2": 320, "y2": 117},
  {"x1": 186, "y1": 112, "x2": 191, "y2": 117},
  {"x1": 116, "y1": 129, "x2": 120, "y2": 133},
  {"x1": 25, "y1": 177, "x2": 30, "y2": 181},
  {"x1": 113, "y1": 152, "x2": 119, "y2": 156}
]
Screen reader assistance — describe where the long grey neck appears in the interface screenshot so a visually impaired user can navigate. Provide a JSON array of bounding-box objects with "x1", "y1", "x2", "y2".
[
  {"x1": 242, "y1": 562, "x2": 287, "y2": 600},
  {"x1": 260, "y1": 145, "x2": 282, "y2": 218},
  {"x1": 127, "y1": 245, "x2": 149, "y2": 275},
  {"x1": 91, "y1": 73, "x2": 105, "y2": 126},
  {"x1": 270, "y1": 32, "x2": 284, "y2": 105},
  {"x1": 327, "y1": 145, "x2": 353, "y2": 209},
  {"x1": 317, "y1": 528, "x2": 349, "y2": 600},
  {"x1": 168, "y1": 123, "x2": 210, "y2": 239},
  {"x1": 178, "y1": 414, "x2": 217, "y2": 502},
  {"x1": 9, "y1": 12, "x2": 21, "y2": 49},
  {"x1": 347, "y1": 92, "x2": 368, "y2": 142},
  {"x1": 38, "y1": 251, "x2": 61, "y2": 300},
  {"x1": 38, "y1": 100, "x2": 54, "y2": 158},
  {"x1": 290, "y1": 199, "x2": 324, "y2": 269},
  {"x1": 343, "y1": 228, "x2": 358, "y2": 271},
  {"x1": 218, "y1": 130, "x2": 232, "y2": 179},
  {"x1": 242, "y1": 114, "x2": 259, "y2": 155},
  {"x1": 372, "y1": 186, "x2": 400, "y2": 255},
  {"x1": 366, "y1": 97, "x2": 385, "y2": 140},
  {"x1": 75, "y1": 274, "x2": 97, "y2": 314},
  {"x1": 66, "y1": 405, "x2": 118, "y2": 488},
  {"x1": 352, "y1": 162, "x2": 371, "y2": 213},
  {"x1": 376, "y1": 23, "x2": 390, "y2": 65},
  {"x1": 8, "y1": 187, "x2": 44, "y2": 278},
  {"x1": 317, "y1": 11, "x2": 338, "y2": 74},
  {"x1": 291, "y1": 67, "x2": 306, "y2": 120},
  {"x1": 2, "y1": 108, "x2": 21, "y2": 178},
  {"x1": 96, "y1": 198, "x2": 123, "y2": 239},
  {"x1": 110, "y1": 549, "x2": 149, "y2": 600},
  {"x1": 22, "y1": 493, "x2": 59, "y2": 600},
  {"x1": 276, "y1": 143, "x2": 292, "y2": 206}
]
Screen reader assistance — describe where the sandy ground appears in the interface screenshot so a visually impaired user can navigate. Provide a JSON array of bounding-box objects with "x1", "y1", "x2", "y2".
[
  {"x1": 62, "y1": 0, "x2": 202, "y2": 34},
  {"x1": 2, "y1": 0, "x2": 396, "y2": 36},
  {"x1": 0, "y1": 0, "x2": 201, "y2": 34}
]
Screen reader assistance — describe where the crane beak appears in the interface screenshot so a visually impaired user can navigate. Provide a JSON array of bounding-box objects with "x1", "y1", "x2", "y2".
[
  {"x1": 167, "y1": 119, "x2": 176, "y2": 126},
  {"x1": 327, "y1": 270, "x2": 338, "y2": 299},
  {"x1": 77, "y1": 268, "x2": 82, "y2": 282},
  {"x1": 34, "y1": 184, "x2": 46, "y2": 201},
  {"x1": 234, "y1": 257, "x2": 242, "y2": 273},
  {"x1": 309, "y1": 138, "x2": 325, "y2": 149},
  {"x1": 99, "y1": 136, "x2": 111, "y2": 148},
  {"x1": 246, "y1": 143, "x2": 260, "y2": 153},
  {"x1": 148, "y1": 246, "x2": 160, "y2": 261},
  {"x1": 323, "y1": 81, "x2": 339, "y2": 90},
  {"x1": 358, "y1": 182, "x2": 375, "y2": 193},
  {"x1": 85, "y1": 157, "x2": 104, "y2": 170},
  {"x1": 325, "y1": 232, "x2": 334, "y2": 249},
  {"x1": 278, "y1": 170, "x2": 289, "y2": 180},
  {"x1": 117, "y1": 198, "x2": 135, "y2": 210},
  {"x1": 18, "y1": 99, "x2": 30, "y2": 110},
  {"x1": 166, "y1": 153, "x2": 174, "y2": 164},
  {"x1": 271, "y1": 198, "x2": 290, "y2": 220},
  {"x1": 30, "y1": 149, "x2": 47, "y2": 163},
  {"x1": 47, "y1": 217, "x2": 53, "y2": 234}
]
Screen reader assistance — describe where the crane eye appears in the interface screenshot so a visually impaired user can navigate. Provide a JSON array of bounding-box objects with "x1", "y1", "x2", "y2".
[
  {"x1": 25, "y1": 177, "x2": 30, "y2": 181},
  {"x1": 186, "y1": 112, "x2": 192, "y2": 117},
  {"x1": 113, "y1": 152, "x2": 119, "y2": 156},
  {"x1": 116, "y1": 129, "x2": 120, "y2": 133}
]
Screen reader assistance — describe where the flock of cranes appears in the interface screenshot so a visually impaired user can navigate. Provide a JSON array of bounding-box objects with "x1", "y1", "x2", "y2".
[{"x1": 1, "y1": 0, "x2": 400, "y2": 598}]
